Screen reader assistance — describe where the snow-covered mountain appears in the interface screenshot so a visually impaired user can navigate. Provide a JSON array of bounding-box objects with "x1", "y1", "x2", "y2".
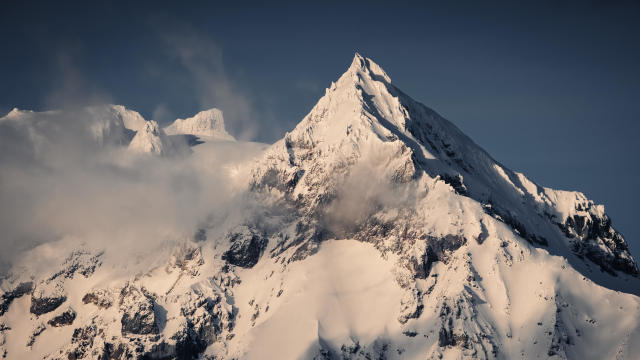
[
  {"x1": 164, "y1": 108, "x2": 235, "y2": 141},
  {"x1": 110, "y1": 105, "x2": 147, "y2": 133},
  {"x1": 0, "y1": 105, "x2": 135, "y2": 151},
  {"x1": 128, "y1": 120, "x2": 176, "y2": 156},
  {"x1": 0, "y1": 104, "x2": 207, "y2": 158},
  {"x1": 0, "y1": 54, "x2": 638, "y2": 360}
]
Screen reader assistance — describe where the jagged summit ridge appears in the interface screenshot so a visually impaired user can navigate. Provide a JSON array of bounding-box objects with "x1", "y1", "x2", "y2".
[
  {"x1": 0, "y1": 104, "x2": 233, "y2": 157},
  {"x1": 349, "y1": 52, "x2": 392, "y2": 83},
  {"x1": 164, "y1": 108, "x2": 235, "y2": 140}
]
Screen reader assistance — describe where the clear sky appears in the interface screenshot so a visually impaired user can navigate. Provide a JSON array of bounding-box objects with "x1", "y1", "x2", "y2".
[{"x1": 2, "y1": 1, "x2": 639, "y2": 257}]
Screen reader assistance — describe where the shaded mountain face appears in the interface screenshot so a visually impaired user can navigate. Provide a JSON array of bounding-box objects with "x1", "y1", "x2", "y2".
[{"x1": 1, "y1": 55, "x2": 639, "y2": 360}]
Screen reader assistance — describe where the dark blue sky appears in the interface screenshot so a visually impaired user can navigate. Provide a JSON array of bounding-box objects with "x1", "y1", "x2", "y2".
[{"x1": 2, "y1": 1, "x2": 640, "y2": 257}]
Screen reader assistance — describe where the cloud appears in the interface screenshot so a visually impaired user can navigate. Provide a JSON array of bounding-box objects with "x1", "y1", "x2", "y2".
[
  {"x1": 151, "y1": 103, "x2": 176, "y2": 125},
  {"x1": 295, "y1": 79, "x2": 322, "y2": 94},
  {"x1": 0, "y1": 20, "x2": 278, "y2": 273},
  {"x1": 160, "y1": 26, "x2": 258, "y2": 141},
  {"x1": 0, "y1": 107, "x2": 266, "y2": 273},
  {"x1": 321, "y1": 144, "x2": 422, "y2": 238},
  {"x1": 44, "y1": 50, "x2": 113, "y2": 110},
  {"x1": 0, "y1": 24, "x2": 276, "y2": 274}
]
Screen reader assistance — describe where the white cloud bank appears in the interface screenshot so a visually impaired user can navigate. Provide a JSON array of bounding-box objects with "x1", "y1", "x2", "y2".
[{"x1": 0, "y1": 106, "x2": 267, "y2": 273}]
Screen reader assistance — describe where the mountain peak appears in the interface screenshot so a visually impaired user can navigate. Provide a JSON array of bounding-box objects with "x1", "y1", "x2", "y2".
[
  {"x1": 2, "y1": 54, "x2": 639, "y2": 360},
  {"x1": 346, "y1": 53, "x2": 392, "y2": 84},
  {"x1": 285, "y1": 54, "x2": 408, "y2": 149},
  {"x1": 257, "y1": 54, "x2": 639, "y2": 284},
  {"x1": 164, "y1": 108, "x2": 235, "y2": 140},
  {"x1": 108, "y1": 104, "x2": 147, "y2": 132},
  {"x1": 128, "y1": 120, "x2": 173, "y2": 155},
  {"x1": 3, "y1": 107, "x2": 34, "y2": 119}
]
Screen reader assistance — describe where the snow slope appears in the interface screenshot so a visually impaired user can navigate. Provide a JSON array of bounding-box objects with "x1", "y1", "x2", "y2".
[
  {"x1": 229, "y1": 239, "x2": 403, "y2": 359},
  {"x1": 0, "y1": 54, "x2": 638, "y2": 360}
]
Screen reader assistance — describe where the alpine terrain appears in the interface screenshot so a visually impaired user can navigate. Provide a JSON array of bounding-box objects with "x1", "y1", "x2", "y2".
[{"x1": 0, "y1": 54, "x2": 638, "y2": 359}]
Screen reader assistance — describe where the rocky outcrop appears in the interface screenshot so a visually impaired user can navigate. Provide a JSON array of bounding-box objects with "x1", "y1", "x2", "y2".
[
  {"x1": 67, "y1": 325, "x2": 98, "y2": 359},
  {"x1": 51, "y1": 250, "x2": 103, "y2": 281},
  {"x1": 439, "y1": 173, "x2": 468, "y2": 196},
  {"x1": 167, "y1": 290, "x2": 230, "y2": 358},
  {"x1": 119, "y1": 283, "x2": 158, "y2": 335},
  {"x1": 26, "y1": 323, "x2": 46, "y2": 347},
  {"x1": 30, "y1": 281, "x2": 66, "y2": 316},
  {"x1": 48, "y1": 307, "x2": 76, "y2": 327},
  {"x1": 435, "y1": 292, "x2": 499, "y2": 359},
  {"x1": 222, "y1": 225, "x2": 268, "y2": 268},
  {"x1": 558, "y1": 207, "x2": 639, "y2": 276},
  {"x1": 415, "y1": 234, "x2": 467, "y2": 279},
  {"x1": 82, "y1": 289, "x2": 113, "y2": 309},
  {"x1": 0, "y1": 281, "x2": 32, "y2": 316},
  {"x1": 28, "y1": 251, "x2": 103, "y2": 316}
]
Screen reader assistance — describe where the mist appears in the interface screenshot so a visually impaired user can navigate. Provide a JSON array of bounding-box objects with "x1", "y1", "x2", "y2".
[
  {"x1": 158, "y1": 25, "x2": 259, "y2": 141},
  {"x1": 0, "y1": 106, "x2": 267, "y2": 274}
]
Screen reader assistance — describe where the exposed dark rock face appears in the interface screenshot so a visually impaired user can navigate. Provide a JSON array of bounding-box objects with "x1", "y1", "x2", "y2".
[
  {"x1": 222, "y1": 225, "x2": 268, "y2": 268},
  {"x1": 439, "y1": 173, "x2": 468, "y2": 196},
  {"x1": 68, "y1": 325, "x2": 97, "y2": 359},
  {"x1": 48, "y1": 307, "x2": 76, "y2": 327},
  {"x1": 26, "y1": 323, "x2": 46, "y2": 347},
  {"x1": 475, "y1": 221, "x2": 489, "y2": 244},
  {"x1": 435, "y1": 292, "x2": 499, "y2": 359},
  {"x1": 30, "y1": 295, "x2": 67, "y2": 316},
  {"x1": 559, "y1": 211, "x2": 639, "y2": 276},
  {"x1": 82, "y1": 289, "x2": 113, "y2": 309},
  {"x1": 398, "y1": 289, "x2": 424, "y2": 324},
  {"x1": 0, "y1": 321, "x2": 9, "y2": 354},
  {"x1": 413, "y1": 235, "x2": 467, "y2": 279},
  {"x1": 50, "y1": 250, "x2": 103, "y2": 281},
  {"x1": 30, "y1": 284, "x2": 66, "y2": 316},
  {"x1": 0, "y1": 281, "x2": 33, "y2": 316},
  {"x1": 28, "y1": 249, "x2": 104, "y2": 316},
  {"x1": 119, "y1": 283, "x2": 158, "y2": 335},
  {"x1": 121, "y1": 308, "x2": 157, "y2": 336},
  {"x1": 58, "y1": 274, "x2": 237, "y2": 360},
  {"x1": 438, "y1": 326, "x2": 468, "y2": 348},
  {"x1": 172, "y1": 292, "x2": 224, "y2": 358},
  {"x1": 97, "y1": 342, "x2": 131, "y2": 360}
]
